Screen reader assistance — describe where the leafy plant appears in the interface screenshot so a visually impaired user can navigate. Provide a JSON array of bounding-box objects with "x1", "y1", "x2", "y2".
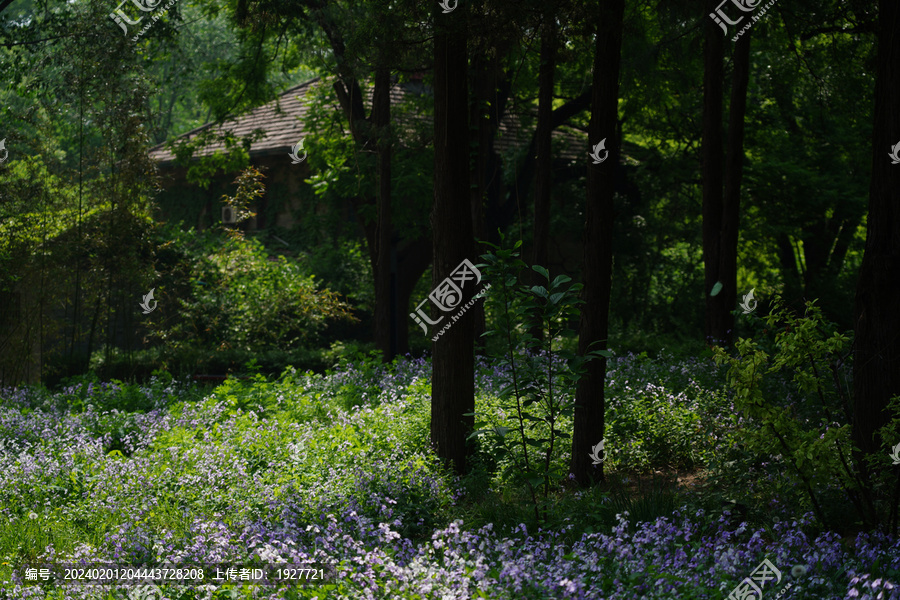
[
  {"x1": 149, "y1": 229, "x2": 356, "y2": 354},
  {"x1": 471, "y1": 236, "x2": 602, "y2": 522},
  {"x1": 713, "y1": 298, "x2": 898, "y2": 531}
]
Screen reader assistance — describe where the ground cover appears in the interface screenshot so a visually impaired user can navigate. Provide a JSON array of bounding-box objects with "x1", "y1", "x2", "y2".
[{"x1": 0, "y1": 354, "x2": 897, "y2": 599}]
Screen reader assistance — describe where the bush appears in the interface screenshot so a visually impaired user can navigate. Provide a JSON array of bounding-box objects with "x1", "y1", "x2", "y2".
[
  {"x1": 153, "y1": 230, "x2": 355, "y2": 351},
  {"x1": 712, "y1": 298, "x2": 899, "y2": 532}
]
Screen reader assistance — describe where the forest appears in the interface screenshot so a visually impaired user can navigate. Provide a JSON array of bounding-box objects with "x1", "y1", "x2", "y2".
[{"x1": 1, "y1": 0, "x2": 899, "y2": 598}]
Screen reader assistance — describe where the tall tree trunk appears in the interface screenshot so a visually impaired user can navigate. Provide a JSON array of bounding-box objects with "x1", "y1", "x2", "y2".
[
  {"x1": 531, "y1": 9, "x2": 557, "y2": 341},
  {"x1": 852, "y1": 0, "x2": 900, "y2": 532},
  {"x1": 431, "y1": 3, "x2": 474, "y2": 474},
  {"x1": 702, "y1": 2, "x2": 749, "y2": 346},
  {"x1": 469, "y1": 42, "x2": 505, "y2": 351},
  {"x1": 373, "y1": 66, "x2": 394, "y2": 362},
  {"x1": 718, "y1": 32, "x2": 751, "y2": 342},
  {"x1": 701, "y1": 0, "x2": 726, "y2": 345},
  {"x1": 333, "y1": 79, "x2": 389, "y2": 357},
  {"x1": 570, "y1": 0, "x2": 624, "y2": 487}
]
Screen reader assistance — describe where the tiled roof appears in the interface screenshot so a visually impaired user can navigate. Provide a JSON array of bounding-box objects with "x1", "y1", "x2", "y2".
[
  {"x1": 149, "y1": 77, "x2": 587, "y2": 166},
  {"x1": 148, "y1": 78, "x2": 322, "y2": 165}
]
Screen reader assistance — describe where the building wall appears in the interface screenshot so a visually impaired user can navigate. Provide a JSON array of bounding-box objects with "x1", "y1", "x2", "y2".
[{"x1": 153, "y1": 156, "x2": 315, "y2": 232}]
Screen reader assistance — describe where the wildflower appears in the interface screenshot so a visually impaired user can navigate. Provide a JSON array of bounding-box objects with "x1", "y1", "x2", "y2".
[{"x1": 791, "y1": 565, "x2": 807, "y2": 577}]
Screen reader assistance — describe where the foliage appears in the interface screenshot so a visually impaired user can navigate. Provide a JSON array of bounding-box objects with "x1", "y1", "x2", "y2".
[
  {"x1": 603, "y1": 352, "x2": 732, "y2": 473},
  {"x1": 471, "y1": 236, "x2": 602, "y2": 522},
  {"x1": 300, "y1": 78, "x2": 434, "y2": 241},
  {"x1": 169, "y1": 130, "x2": 263, "y2": 190},
  {"x1": 0, "y1": 0, "x2": 159, "y2": 385},
  {"x1": 88, "y1": 344, "x2": 340, "y2": 382},
  {"x1": 300, "y1": 237, "x2": 375, "y2": 314},
  {"x1": 712, "y1": 298, "x2": 897, "y2": 531},
  {"x1": 1, "y1": 357, "x2": 899, "y2": 599},
  {"x1": 149, "y1": 228, "x2": 355, "y2": 354},
  {"x1": 220, "y1": 166, "x2": 264, "y2": 236}
]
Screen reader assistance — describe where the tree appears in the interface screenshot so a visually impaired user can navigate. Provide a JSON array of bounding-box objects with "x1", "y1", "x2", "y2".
[
  {"x1": 570, "y1": 0, "x2": 625, "y2": 487},
  {"x1": 430, "y1": 1, "x2": 474, "y2": 474},
  {"x1": 466, "y1": 1, "x2": 513, "y2": 348},
  {"x1": 229, "y1": 0, "x2": 432, "y2": 361},
  {"x1": 531, "y1": 0, "x2": 558, "y2": 341},
  {"x1": 852, "y1": 0, "x2": 900, "y2": 501},
  {"x1": 701, "y1": 0, "x2": 751, "y2": 347},
  {"x1": 372, "y1": 65, "x2": 394, "y2": 361},
  {"x1": 0, "y1": 0, "x2": 158, "y2": 384}
]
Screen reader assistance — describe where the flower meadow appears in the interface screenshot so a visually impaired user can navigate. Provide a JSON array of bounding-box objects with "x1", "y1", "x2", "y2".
[{"x1": 0, "y1": 354, "x2": 898, "y2": 599}]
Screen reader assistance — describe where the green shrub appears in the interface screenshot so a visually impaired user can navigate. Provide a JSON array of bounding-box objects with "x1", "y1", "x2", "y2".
[
  {"x1": 155, "y1": 231, "x2": 355, "y2": 351},
  {"x1": 712, "y1": 298, "x2": 897, "y2": 531}
]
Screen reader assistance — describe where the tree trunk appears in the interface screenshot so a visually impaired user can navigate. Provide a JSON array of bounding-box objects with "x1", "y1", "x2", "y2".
[
  {"x1": 701, "y1": 0, "x2": 726, "y2": 345},
  {"x1": 431, "y1": 2, "x2": 474, "y2": 474},
  {"x1": 570, "y1": 0, "x2": 624, "y2": 487},
  {"x1": 718, "y1": 31, "x2": 751, "y2": 342},
  {"x1": 531, "y1": 10, "x2": 557, "y2": 341},
  {"x1": 852, "y1": 0, "x2": 900, "y2": 530},
  {"x1": 469, "y1": 41, "x2": 506, "y2": 350},
  {"x1": 372, "y1": 66, "x2": 394, "y2": 362},
  {"x1": 702, "y1": 2, "x2": 749, "y2": 346}
]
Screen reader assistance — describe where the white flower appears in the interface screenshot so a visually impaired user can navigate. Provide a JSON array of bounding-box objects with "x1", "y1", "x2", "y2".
[
  {"x1": 28, "y1": 512, "x2": 37, "y2": 520},
  {"x1": 791, "y1": 565, "x2": 808, "y2": 577}
]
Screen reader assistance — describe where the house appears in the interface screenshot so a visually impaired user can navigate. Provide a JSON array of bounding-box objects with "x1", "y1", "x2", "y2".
[
  {"x1": 148, "y1": 75, "x2": 587, "y2": 236},
  {"x1": 149, "y1": 77, "x2": 327, "y2": 233}
]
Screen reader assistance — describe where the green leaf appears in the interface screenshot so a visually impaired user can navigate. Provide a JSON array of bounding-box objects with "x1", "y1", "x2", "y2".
[
  {"x1": 527, "y1": 477, "x2": 545, "y2": 488},
  {"x1": 710, "y1": 281, "x2": 724, "y2": 297},
  {"x1": 494, "y1": 426, "x2": 511, "y2": 438},
  {"x1": 530, "y1": 286, "x2": 549, "y2": 299},
  {"x1": 532, "y1": 265, "x2": 550, "y2": 280},
  {"x1": 550, "y1": 274, "x2": 572, "y2": 288}
]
